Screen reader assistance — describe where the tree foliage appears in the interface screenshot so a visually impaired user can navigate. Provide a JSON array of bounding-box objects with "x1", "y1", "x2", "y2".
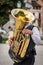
[{"x1": 0, "y1": 0, "x2": 25, "y2": 26}]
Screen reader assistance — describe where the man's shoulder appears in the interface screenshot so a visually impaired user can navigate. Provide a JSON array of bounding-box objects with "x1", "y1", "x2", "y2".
[{"x1": 27, "y1": 24, "x2": 35, "y2": 30}]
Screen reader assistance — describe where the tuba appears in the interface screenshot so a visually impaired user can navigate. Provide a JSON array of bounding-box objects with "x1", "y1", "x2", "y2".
[{"x1": 9, "y1": 9, "x2": 35, "y2": 63}]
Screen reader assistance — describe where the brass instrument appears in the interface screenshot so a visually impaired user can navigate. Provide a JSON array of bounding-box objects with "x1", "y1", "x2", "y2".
[{"x1": 10, "y1": 9, "x2": 35, "y2": 62}]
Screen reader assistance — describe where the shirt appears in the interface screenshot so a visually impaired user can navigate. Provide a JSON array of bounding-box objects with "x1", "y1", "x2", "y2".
[{"x1": 31, "y1": 27, "x2": 41, "y2": 45}]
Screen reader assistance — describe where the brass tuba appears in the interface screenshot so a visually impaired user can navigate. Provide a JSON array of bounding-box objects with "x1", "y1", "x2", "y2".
[{"x1": 10, "y1": 9, "x2": 35, "y2": 62}]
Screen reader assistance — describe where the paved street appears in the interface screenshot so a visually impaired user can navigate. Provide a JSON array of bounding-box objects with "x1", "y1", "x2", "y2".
[
  {"x1": 0, "y1": 44, "x2": 43, "y2": 65},
  {"x1": 0, "y1": 44, "x2": 14, "y2": 65}
]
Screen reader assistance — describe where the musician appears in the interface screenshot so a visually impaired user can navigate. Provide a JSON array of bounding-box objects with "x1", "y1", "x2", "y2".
[
  {"x1": 7, "y1": 21, "x2": 41, "y2": 65},
  {"x1": 6, "y1": 9, "x2": 41, "y2": 65}
]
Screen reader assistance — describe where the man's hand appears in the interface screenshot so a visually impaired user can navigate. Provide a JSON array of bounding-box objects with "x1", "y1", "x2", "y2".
[
  {"x1": 6, "y1": 31, "x2": 14, "y2": 46},
  {"x1": 6, "y1": 37, "x2": 14, "y2": 46},
  {"x1": 22, "y1": 29, "x2": 33, "y2": 35}
]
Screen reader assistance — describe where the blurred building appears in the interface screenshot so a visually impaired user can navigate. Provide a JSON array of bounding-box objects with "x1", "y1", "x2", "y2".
[{"x1": 24, "y1": 0, "x2": 43, "y2": 36}]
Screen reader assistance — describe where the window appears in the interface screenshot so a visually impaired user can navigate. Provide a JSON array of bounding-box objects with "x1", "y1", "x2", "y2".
[
  {"x1": 32, "y1": 0, "x2": 38, "y2": 1},
  {"x1": 38, "y1": 13, "x2": 41, "y2": 27},
  {"x1": 32, "y1": 0, "x2": 41, "y2": 10},
  {"x1": 33, "y1": 6, "x2": 41, "y2": 9}
]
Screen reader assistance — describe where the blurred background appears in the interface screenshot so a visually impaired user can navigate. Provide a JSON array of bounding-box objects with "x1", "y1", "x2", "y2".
[
  {"x1": 0, "y1": 0, "x2": 43, "y2": 43},
  {"x1": 0, "y1": 0, "x2": 43, "y2": 65}
]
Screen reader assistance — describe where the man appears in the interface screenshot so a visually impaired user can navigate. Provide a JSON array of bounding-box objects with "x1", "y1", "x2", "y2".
[
  {"x1": 7, "y1": 23, "x2": 41, "y2": 65},
  {"x1": 7, "y1": 9, "x2": 41, "y2": 65}
]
